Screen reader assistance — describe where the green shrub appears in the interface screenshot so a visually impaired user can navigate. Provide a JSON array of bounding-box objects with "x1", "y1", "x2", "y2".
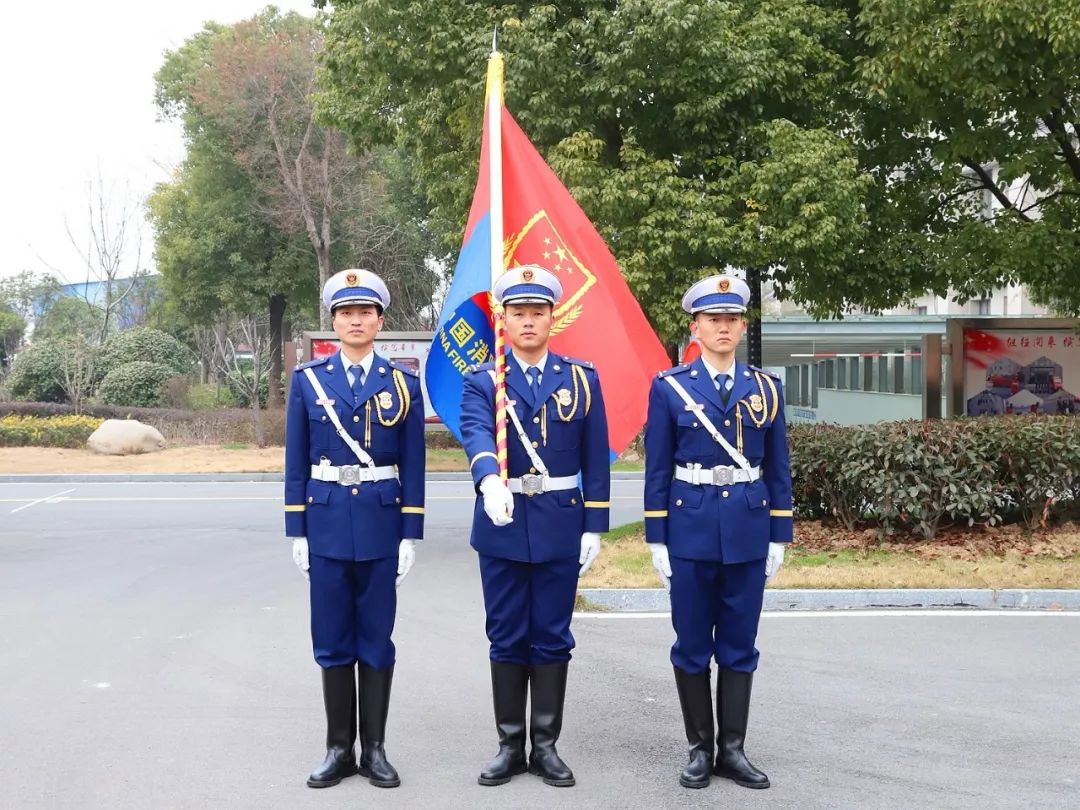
[
  {"x1": 97, "y1": 361, "x2": 177, "y2": 407},
  {"x1": 4, "y1": 341, "x2": 68, "y2": 403},
  {"x1": 788, "y1": 416, "x2": 1080, "y2": 537},
  {"x1": 97, "y1": 327, "x2": 196, "y2": 383},
  {"x1": 0, "y1": 414, "x2": 103, "y2": 447},
  {"x1": 186, "y1": 383, "x2": 238, "y2": 410}
]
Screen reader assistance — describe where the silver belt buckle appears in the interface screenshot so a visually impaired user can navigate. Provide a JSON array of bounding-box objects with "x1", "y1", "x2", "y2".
[
  {"x1": 712, "y1": 465, "x2": 734, "y2": 486},
  {"x1": 339, "y1": 465, "x2": 362, "y2": 486},
  {"x1": 520, "y1": 474, "x2": 544, "y2": 497}
]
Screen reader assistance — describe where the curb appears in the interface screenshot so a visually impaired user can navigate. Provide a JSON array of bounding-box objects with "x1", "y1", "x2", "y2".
[
  {"x1": 578, "y1": 588, "x2": 1080, "y2": 612},
  {"x1": 0, "y1": 471, "x2": 646, "y2": 484}
]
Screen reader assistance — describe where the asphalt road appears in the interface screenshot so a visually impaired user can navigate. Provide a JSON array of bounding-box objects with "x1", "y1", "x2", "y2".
[{"x1": 1, "y1": 480, "x2": 1078, "y2": 809}]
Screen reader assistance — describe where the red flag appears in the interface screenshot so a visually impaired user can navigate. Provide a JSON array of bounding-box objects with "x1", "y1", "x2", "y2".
[{"x1": 497, "y1": 109, "x2": 668, "y2": 455}]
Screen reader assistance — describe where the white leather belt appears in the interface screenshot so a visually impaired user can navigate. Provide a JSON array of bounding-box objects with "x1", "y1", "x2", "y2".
[
  {"x1": 310, "y1": 464, "x2": 398, "y2": 485},
  {"x1": 507, "y1": 473, "x2": 579, "y2": 497},
  {"x1": 675, "y1": 464, "x2": 761, "y2": 486}
]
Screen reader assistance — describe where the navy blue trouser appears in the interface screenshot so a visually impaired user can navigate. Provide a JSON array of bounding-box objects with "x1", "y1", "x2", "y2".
[
  {"x1": 478, "y1": 554, "x2": 579, "y2": 665},
  {"x1": 309, "y1": 554, "x2": 397, "y2": 670},
  {"x1": 669, "y1": 555, "x2": 767, "y2": 674}
]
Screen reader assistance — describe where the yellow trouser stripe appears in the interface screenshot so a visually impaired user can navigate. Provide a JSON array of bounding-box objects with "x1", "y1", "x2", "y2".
[
  {"x1": 770, "y1": 509, "x2": 793, "y2": 517},
  {"x1": 644, "y1": 510, "x2": 668, "y2": 518},
  {"x1": 284, "y1": 504, "x2": 306, "y2": 512},
  {"x1": 584, "y1": 501, "x2": 610, "y2": 508},
  {"x1": 401, "y1": 506, "x2": 425, "y2": 514}
]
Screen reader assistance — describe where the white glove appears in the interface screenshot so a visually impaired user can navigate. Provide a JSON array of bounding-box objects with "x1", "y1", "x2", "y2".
[
  {"x1": 291, "y1": 537, "x2": 310, "y2": 581},
  {"x1": 647, "y1": 542, "x2": 671, "y2": 591},
  {"x1": 479, "y1": 474, "x2": 514, "y2": 526},
  {"x1": 396, "y1": 539, "x2": 417, "y2": 587},
  {"x1": 578, "y1": 532, "x2": 601, "y2": 576},
  {"x1": 765, "y1": 542, "x2": 786, "y2": 583}
]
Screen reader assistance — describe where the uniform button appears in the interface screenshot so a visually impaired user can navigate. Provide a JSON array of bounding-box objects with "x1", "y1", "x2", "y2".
[
  {"x1": 692, "y1": 422, "x2": 699, "y2": 428},
  {"x1": 532, "y1": 441, "x2": 539, "y2": 448},
  {"x1": 321, "y1": 415, "x2": 327, "y2": 421},
  {"x1": 762, "y1": 499, "x2": 767, "y2": 505},
  {"x1": 353, "y1": 415, "x2": 360, "y2": 423},
  {"x1": 722, "y1": 490, "x2": 730, "y2": 498},
  {"x1": 676, "y1": 498, "x2": 683, "y2": 506},
  {"x1": 307, "y1": 496, "x2": 313, "y2": 503},
  {"x1": 395, "y1": 497, "x2": 401, "y2": 503},
  {"x1": 533, "y1": 416, "x2": 540, "y2": 424},
  {"x1": 530, "y1": 467, "x2": 537, "y2": 474},
  {"x1": 351, "y1": 488, "x2": 358, "y2": 495},
  {"x1": 570, "y1": 498, "x2": 576, "y2": 505},
  {"x1": 724, "y1": 419, "x2": 731, "y2": 427}
]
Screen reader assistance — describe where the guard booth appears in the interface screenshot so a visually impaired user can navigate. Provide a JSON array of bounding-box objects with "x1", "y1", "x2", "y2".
[{"x1": 284, "y1": 331, "x2": 440, "y2": 423}]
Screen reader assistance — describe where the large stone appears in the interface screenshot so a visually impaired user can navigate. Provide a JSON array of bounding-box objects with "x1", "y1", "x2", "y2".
[{"x1": 87, "y1": 419, "x2": 167, "y2": 455}]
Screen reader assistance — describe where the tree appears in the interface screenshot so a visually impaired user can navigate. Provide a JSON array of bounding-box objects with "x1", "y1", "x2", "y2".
[
  {"x1": 855, "y1": 0, "x2": 1080, "y2": 314},
  {"x1": 0, "y1": 271, "x2": 62, "y2": 324},
  {"x1": 0, "y1": 307, "x2": 26, "y2": 370},
  {"x1": 153, "y1": 8, "x2": 437, "y2": 405},
  {"x1": 33, "y1": 296, "x2": 106, "y2": 342},
  {"x1": 209, "y1": 314, "x2": 275, "y2": 447},
  {"x1": 318, "y1": 0, "x2": 881, "y2": 345}
]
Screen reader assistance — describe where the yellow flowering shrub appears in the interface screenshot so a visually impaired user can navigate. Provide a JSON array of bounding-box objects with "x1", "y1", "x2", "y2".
[{"x1": 0, "y1": 414, "x2": 104, "y2": 448}]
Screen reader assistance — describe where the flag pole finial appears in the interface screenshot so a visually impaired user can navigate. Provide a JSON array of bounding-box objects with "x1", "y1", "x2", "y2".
[{"x1": 491, "y1": 26, "x2": 498, "y2": 54}]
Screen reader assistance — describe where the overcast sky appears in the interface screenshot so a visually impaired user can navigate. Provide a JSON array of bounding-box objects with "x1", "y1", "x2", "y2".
[{"x1": 0, "y1": 0, "x2": 317, "y2": 283}]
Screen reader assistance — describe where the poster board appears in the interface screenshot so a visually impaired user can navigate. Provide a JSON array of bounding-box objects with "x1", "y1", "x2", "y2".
[{"x1": 947, "y1": 318, "x2": 1080, "y2": 417}]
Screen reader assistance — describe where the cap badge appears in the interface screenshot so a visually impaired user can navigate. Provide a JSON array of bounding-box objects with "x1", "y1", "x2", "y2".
[
  {"x1": 718, "y1": 278, "x2": 731, "y2": 293},
  {"x1": 521, "y1": 268, "x2": 535, "y2": 282},
  {"x1": 345, "y1": 271, "x2": 358, "y2": 286}
]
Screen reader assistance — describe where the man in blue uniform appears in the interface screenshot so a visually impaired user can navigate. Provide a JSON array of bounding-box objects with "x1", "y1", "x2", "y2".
[
  {"x1": 284, "y1": 268, "x2": 425, "y2": 790},
  {"x1": 459, "y1": 264, "x2": 610, "y2": 788},
  {"x1": 644, "y1": 272, "x2": 792, "y2": 790}
]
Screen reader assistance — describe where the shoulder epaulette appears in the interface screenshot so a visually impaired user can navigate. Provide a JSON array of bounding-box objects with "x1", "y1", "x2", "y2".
[
  {"x1": 388, "y1": 360, "x2": 419, "y2": 377},
  {"x1": 749, "y1": 365, "x2": 781, "y2": 380},
  {"x1": 558, "y1": 355, "x2": 595, "y2": 370},
  {"x1": 296, "y1": 356, "x2": 330, "y2": 371},
  {"x1": 658, "y1": 364, "x2": 690, "y2": 378},
  {"x1": 466, "y1": 361, "x2": 496, "y2": 375}
]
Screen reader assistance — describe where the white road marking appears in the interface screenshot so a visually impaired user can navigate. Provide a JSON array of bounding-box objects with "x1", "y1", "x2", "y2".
[
  {"x1": 9, "y1": 488, "x2": 76, "y2": 513},
  {"x1": 574, "y1": 609, "x2": 1080, "y2": 619}
]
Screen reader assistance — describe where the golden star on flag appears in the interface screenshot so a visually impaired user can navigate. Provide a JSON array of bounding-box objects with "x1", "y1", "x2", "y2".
[{"x1": 554, "y1": 246, "x2": 567, "y2": 263}]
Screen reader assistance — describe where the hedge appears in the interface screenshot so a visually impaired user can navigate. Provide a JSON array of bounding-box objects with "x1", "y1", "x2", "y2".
[
  {"x1": 790, "y1": 417, "x2": 1080, "y2": 536},
  {"x1": 97, "y1": 361, "x2": 178, "y2": 408},
  {"x1": 0, "y1": 414, "x2": 103, "y2": 448}
]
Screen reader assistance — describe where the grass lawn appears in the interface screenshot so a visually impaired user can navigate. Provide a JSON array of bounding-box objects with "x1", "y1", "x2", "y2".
[{"x1": 578, "y1": 521, "x2": 1080, "y2": 590}]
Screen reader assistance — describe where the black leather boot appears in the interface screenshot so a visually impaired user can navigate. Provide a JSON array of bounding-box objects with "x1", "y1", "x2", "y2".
[
  {"x1": 527, "y1": 662, "x2": 575, "y2": 787},
  {"x1": 478, "y1": 662, "x2": 530, "y2": 786},
  {"x1": 713, "y1": 669, "x2": 770, "y2": 789},
  {"x1": 306, "y1": 665, "x2": 358, "y2": 788},
  {"x1": 357, "y1": 664, "x2": 401, "y2": 788},
  {"x1": 673, "y1": 666, "x2": 714, "y2": 788}
]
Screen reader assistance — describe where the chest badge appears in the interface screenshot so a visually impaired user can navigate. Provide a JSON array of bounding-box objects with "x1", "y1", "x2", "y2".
[
  {"x1": 749, "y1": 394, "x2": 764, "y2": 413},
  {"x1": 556, "y1": 388, "x2": 572, "y2": 407},
  {"x1": 377, "y1": 391, "x2": 394, "y2": 409}
]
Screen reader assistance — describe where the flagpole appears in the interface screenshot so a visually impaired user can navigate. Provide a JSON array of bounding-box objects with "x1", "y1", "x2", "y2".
[{"x1": 486, "y1": 36, "x2": 509, "y2": 485}]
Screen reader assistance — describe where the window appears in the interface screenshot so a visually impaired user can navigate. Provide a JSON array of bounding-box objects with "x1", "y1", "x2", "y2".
[
  {"x1": 915, "y1": 305, "x2": 928, "y2": 316},
  {"x1": 975, "y1": 297, "x2": 992, "y2": 315}
]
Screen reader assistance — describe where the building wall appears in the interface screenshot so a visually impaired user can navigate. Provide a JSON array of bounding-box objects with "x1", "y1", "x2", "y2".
[{"x1": 787, "y1": 390, "x2": 947, "y2": 426}]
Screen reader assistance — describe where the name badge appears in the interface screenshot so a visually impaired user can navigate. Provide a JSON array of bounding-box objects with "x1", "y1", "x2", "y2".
[
  {"x1": 683, "y1": 403, "x2": 704, "y2": 411},
  {"x1": 316, "y1": 398, "x2": 335, "y2": 406}
]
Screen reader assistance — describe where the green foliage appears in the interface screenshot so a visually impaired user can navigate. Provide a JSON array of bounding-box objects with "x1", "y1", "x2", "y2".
[
  {"x1": 96, "y1": 361, "x2": 178, "y2": 408},
  {"x1": 4, "y1": 341, "x2": 68, "y2": 403},
  {"x1": 97, "y1": 328, "x2": 197, "y2": 383},
  {"x1": 318, "y1": 0, "x2": 880, "y2": 341},
  {"x1": 789, "y1": 417, "x2": 1080, "y2": 537},
  {"x1": 0, "y1": 414, "x2": 103, "y2": 448},
  {"x1": 186, "y1": 382, "x2": 238, "y2": 410},
  {"x1": 0, "y1": 307, "x2": 26, "y2": 368},
  {"x1": 856, "y1": 0, "x2": 1080, "y2": 314},
  {"x1": 33, "y1": 297, "x2": 106, "y2": 342}
]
